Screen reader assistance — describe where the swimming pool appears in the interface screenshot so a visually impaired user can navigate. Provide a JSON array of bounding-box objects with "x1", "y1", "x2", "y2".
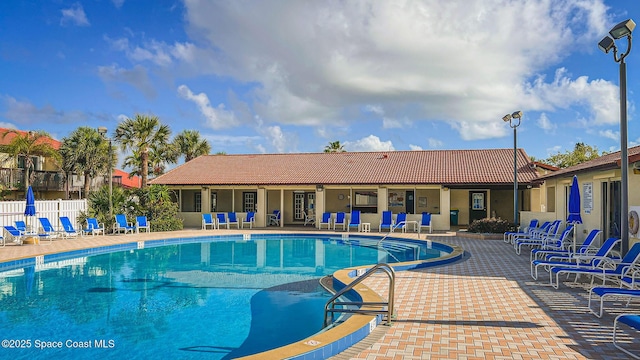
[{"x1": 0, "y1": 233, "x2": 457, "y2": 359}]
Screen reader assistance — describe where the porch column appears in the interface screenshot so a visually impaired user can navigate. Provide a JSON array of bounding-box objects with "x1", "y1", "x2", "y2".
[
  {"x1": 378, "y1": 187, "x2": 388, "y2": 212},
  {"x1": 441, "y1": 186, "x2": 452, "y2": 230},
  {"x1": 279, "y1": 189, "x2": 284, "y2": 228},
  {"x1": 201, "y1": 187, "x2": 210, "y2": 213},
  {"x1": 257, "y1": 188, "x2": 267, "y2": 227},
  {"x1": 315, "y1": 186, "x2": 325, "y2": 229}
]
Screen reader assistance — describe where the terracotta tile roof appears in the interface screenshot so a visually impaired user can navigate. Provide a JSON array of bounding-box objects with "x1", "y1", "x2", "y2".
[
  {"x1": 0, "y1": 128, "x2": 61, "y2": 150},
  {"x1": 538, "y1": 144, "x2": 640, "y2": 180},
  {"x1": 150, "y1": 149, "x2": 538, "y2": 187},
  {"x1": 113, "y1": 169, "x2": 142, "y2": 189}
]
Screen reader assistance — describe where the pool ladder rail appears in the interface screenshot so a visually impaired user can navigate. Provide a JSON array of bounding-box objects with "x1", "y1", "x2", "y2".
[{"x1": 322, "y1": 263, "x2": 396, "y2": 329}]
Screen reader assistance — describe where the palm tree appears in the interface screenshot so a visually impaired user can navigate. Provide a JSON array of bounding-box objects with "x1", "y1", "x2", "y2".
[
  {"x1": 122, "y1": 142, "x2": 177, "y2": 178},
  {"x1": 173, "y1": 130, "x2": 211, "y2": 162},
  {"x1": 324, "y1": 141, "x2": 346, "y2": 153},
  {"x1": 114, "y1": 114, "x2": 171, "y2": 187},
  {"x1": 0, "y1": 129, "x2": 61, "y2": 188},
  {"x1": 60, "y1": 127, "x2": 113, "y2": 197}
]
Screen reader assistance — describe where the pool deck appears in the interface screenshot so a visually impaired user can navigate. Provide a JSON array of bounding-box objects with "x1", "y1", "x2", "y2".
[{"x1": 2, "y1": 228, "x2": 639, "y2": 359}]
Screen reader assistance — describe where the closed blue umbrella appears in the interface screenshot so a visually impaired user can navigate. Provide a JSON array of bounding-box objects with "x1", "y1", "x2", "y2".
[
  {"x1": 24, "y1": 186, "x2": 36, "y2": 237},
  {"x1": 24, "y1": 186, "x2": 36, "y2": 216},
  {"x1": 567, "y1": 176, "x2": 582, "y2": 224},
  {"x1": 567, "y1": 176, "x2": 582, "y2": 254}
]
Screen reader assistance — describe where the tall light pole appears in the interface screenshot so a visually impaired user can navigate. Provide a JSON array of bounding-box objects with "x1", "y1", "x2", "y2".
[
  {"x1": 97, "y1": 126, "x2": 113, "y2": 221},
  {"x1": 502, "y1": 111, "x2": 523, "y2": 227},
  {"x1": 599, "y1": 19, "x2": 635, "y2": 255}
]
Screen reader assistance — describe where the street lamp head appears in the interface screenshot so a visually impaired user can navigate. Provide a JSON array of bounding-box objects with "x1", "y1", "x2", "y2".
[
  {"x1": 511, "y1": 111, "x2": 523, "y2": 119},
  {"x1": 609, "y1": 19, "x2": 636, "y2": 40},
  {"x1": 598, "y1": 36, "x2": 616, "y2": 53},
  {"x1": 97, "y1": 126, "x2": 108, "y2": 138},
  {"x1": 502, "y1": 114, "x2": 512, "y2": 122}
]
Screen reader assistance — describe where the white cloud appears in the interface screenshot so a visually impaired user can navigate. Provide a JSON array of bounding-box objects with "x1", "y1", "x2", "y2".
[
  {"x1": 409, "y1": 144, "x2": 423, "y2": 151},
  {"x1": 177, "y1": 85, "x2": 238, "y2": 129},
  {"x1": 599, "y1": 129, "x2": 619, "y2": 141},
  {"x1": 537, "y1": 113, "x2": 557, "y2": 133},
  {"x1": 61, "y1": 3, "x2": 90, "y2": 27},
  {"x1": 104, "y1": 36, "x2": 198, "y2": 68},
  {"x1": 523, "y1": 68, "x2": 619, "y2": 126},
  {"x1": 175, "y1": 0, "x2": 612, "y2": 139},
  {"x1": 451, "y1": 121, "x2": 507, "y2": 141},
  {"x1": 345, "y1": 135, "x2": 394, "y2": 152}
]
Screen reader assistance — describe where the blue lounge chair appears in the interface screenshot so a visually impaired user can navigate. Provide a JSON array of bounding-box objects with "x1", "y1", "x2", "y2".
[
  {"x1": 550, "y1": 238, "x2": 633, "y2": 289},
  {"x1": 227, "y1": 212, "x2": 240, "y2": 229},
  {"x1": 242, "y1": 211, "x2": 255, "y2": 229},
  {"x1": 510, "y1": 221, "x2": 551, "y2": 245},
  {"x1": 419, "y1": 212, "x2": 432, "y2": 234},
  {"x1": 504, "y1": 219, "x2": 539, "y2": 243},
  {"x1": 379, "y1": 211, "x2": 393, "y2": 232},
  {"x1": 333, "y1": 212, "x2": 346, "y2": 231},
  {"x1": 588, "y1": 277, "x2": 640, "y2": 318},
  {"x1": 515, "y1": 220, "x2": 562, "y2": 255},
  {"x1": 347, "y1": 210, "x2": 361, "y2": 232},
  {"x1": 216, "y1": 213, "x2": 229, "y2": 229},
  {"x1": 83, "y1": 218, "x2": 105, "y2": 236},
  {"x1": 613, "y1": 313, "x2": 640, "y2": 358},
  {"x1": 531, "y1": 228, "x2": 600, "y2": 262},
  {"x1": 393, "y1": 213, "x2": 407, "y2": 232},
  {"x1": 38, "y1": 217, "x2": 60, "y2": 242},
  {"x1": 136, "y1": 216, "x2": 151, "y2": 233},
  {"x1": 59, "y1": 216, "x2": 79, "y2": 238},
  {"x1": 15, "y1": 220, "x2": 30, "y2": 235},
  {"x1": 541, "y1": 237, "x2": 620, "y2": 285},
  {"x1": 114, "y1": 214, "x2": 135, "y2": 234},
  {"x1": 2, "y1": 226, "x2": 24, "y2": 246},
  {"x1": 202, "y1": 213, "x2": 215, "y2": 230},
  {"x1": 319, "y1": 212, "x2": 332, "y2": 230}
]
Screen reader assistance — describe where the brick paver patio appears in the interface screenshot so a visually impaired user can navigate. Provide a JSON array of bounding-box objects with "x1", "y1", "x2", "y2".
[{"x1": 1, "y1": 229, "x2": 638, "y2": 359}]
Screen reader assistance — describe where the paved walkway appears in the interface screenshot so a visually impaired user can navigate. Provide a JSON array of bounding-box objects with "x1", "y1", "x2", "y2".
[
  {"x1": 333, "y1": 233, "x2": 640, "y2": 360},
  {"x1": 1, "y1": 229, "x2": 639, "y2": 359}
]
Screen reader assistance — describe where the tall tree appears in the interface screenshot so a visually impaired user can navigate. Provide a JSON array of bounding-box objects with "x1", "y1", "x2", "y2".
[
  {"x1": 60, "y1": 127, "x2": 113, "y2": 197},
  {"x1": 114, "y1": 114, "x2": 171, "y2": 187},
  {"x1": 173, "y1": 129, "x2": 211, "y2": 162},
  {"x1": 544, "y1": 142, "x2": 604, "y2": 168},
  {"x1": 0, "y1": 130, "x2": 61, "y2": 188},
  {"x1": 324, "y1": 141, "x2": 346, "y2": 153}
]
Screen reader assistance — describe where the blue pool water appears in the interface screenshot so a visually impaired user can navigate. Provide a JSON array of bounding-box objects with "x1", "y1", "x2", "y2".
[{"x1": 0, "y1": 234, "x2": 450, "y2": 359}]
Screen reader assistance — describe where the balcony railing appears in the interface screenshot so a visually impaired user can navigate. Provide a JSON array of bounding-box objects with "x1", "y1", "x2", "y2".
[
  {"x1": 0, "y1": 168, "x2": 68, "y2": 191},
  {"x1": 0, "y1": 168, "x2": 120, "y2": 193}
]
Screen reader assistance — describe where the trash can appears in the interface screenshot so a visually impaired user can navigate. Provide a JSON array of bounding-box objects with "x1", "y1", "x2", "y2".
[{"x1": 450, "y1": 209, "x2": 459, "y2": 226}]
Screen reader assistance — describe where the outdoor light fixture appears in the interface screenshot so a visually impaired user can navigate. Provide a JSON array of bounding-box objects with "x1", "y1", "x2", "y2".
[
  {"x1": 598, "y1": 36, "x2": 615, "y2": 53},
  {"x1": 97, "y1": 126, "x2": 113, "y2": 221},
  {"x1": 610, "y1": 19, "x2": 636, "y2": 39},
  {"x1": 599, "y1": 18, "x2": 635, "y2": 254},
  {"x1": 502, "y1": 111, "x2": 523, "y2": 227}
]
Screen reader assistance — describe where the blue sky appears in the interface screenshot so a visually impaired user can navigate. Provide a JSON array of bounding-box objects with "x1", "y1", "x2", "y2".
[{"x1": 1, "y1": 0, "x2": 639, "y2": 165}]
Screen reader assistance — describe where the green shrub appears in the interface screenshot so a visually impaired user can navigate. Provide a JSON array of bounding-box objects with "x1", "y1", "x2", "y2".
[{"x1": 467, "y1": 218, "x2": 514, "y2": 233}]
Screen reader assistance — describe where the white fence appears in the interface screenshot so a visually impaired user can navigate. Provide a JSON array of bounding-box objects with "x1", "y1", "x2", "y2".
[{"x1": 0, "y1": 199, "x2": 88, "y2": 232}]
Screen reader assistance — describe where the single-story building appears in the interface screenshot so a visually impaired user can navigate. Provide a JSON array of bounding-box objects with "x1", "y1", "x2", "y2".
[
  {"x1": 523, "y1": 144, "x2": 640, "y2": 246},
  {"x1": 150, "y1": 149, "x2": 540, "y2": 230}
]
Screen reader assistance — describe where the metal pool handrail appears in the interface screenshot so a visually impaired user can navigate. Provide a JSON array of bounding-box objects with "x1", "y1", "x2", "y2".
[{"x1": 323, "y1": 263, "x2": 395, "y2": 328}]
